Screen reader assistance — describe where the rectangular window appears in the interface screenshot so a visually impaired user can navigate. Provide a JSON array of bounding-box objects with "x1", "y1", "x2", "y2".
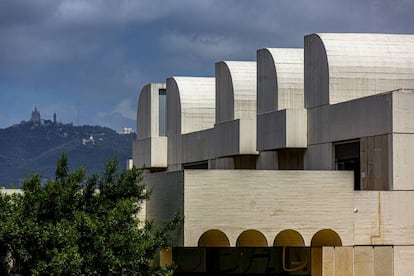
[
  {"x1": 158, "y1": 89, "x2": 166, "y2": 136},
  {"x1": 334, "y1": 140, "x2": 360, "y2": 190}
]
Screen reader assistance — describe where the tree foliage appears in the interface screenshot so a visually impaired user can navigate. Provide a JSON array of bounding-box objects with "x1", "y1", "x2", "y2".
[{"x1": 0, "y1": 153, "x2": 179, "y2": 275}]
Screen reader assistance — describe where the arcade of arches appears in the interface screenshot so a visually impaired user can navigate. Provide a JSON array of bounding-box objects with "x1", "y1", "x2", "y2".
[
  {"x1": 170, "y1": 228, "x2": 342, "y2": 275},
  {"x1": 198, "y1": 228, "x2": 341, "y2": 248}
]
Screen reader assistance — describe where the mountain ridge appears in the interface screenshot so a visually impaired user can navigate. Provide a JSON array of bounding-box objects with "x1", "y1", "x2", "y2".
[{"x1": 0, "y1": 122, "x2": 135, "y2": 187}]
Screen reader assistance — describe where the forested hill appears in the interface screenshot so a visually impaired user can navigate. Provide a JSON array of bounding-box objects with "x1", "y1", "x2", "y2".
[{"x1": 0, "y1": 122, "x2": 135, "y2": 187}]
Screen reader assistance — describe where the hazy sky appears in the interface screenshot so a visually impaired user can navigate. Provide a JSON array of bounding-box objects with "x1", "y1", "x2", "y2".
[{"x1": 1, "y1": 0, "x2": 413, "y2": 131}]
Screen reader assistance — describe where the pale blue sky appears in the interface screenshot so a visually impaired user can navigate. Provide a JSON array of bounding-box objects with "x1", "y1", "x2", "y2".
[{"x1": 1, "y1": 0, "x2": 413, "y2": 132}]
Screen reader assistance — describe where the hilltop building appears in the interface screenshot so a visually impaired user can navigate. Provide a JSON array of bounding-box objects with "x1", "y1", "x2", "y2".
[
  {"x1": 21, "y1": 107, "x2": 59, "y2": 127},
  {"x1": 30, "y1": 107, "x2": 41, "y2": 125},
  {"x1": 133, "y1": 33, "x2": 414, "y2": 275},
  {"x1": 120, "y1": 127, "x2": 133, "y2": 135}
]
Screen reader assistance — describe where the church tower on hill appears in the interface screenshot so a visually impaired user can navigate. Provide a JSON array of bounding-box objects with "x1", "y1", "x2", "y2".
[{"x1": 30, "y1": 107, "x2": 41, "y2": 125}]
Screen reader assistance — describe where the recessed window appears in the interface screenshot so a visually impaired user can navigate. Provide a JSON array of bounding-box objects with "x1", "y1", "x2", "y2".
[
  {"x1": 159, "y1": 89, "x2": 166, "y2": 136},
  {"x1": 334, "y1": 140, "x2": 360, "y2": 190},
  {"x1": 183, "y1": 161, "x2": 208, "y2": 169}
]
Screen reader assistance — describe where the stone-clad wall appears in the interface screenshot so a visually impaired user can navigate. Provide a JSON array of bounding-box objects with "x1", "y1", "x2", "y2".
[
  {"x1": 145, "y1": 170, "x2": 355, "y2": 247},
  {"x1": 183, "y1": 170, "x2": 354, "y2": 247},
  {"x1": 145, "y1": 170, "x2": 414, "y2": 248},
  {"x1": 144, "y1": 170, "x2": 184, "y2": 247},
  {"x1": 354, "y1": 191, "x2": 414, "y2": 246}
]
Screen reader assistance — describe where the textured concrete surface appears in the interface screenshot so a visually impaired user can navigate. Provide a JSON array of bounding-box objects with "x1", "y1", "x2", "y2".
[
  {"x1": 216, "y1": 61, "x2": 257, "y2": 122},
  {"x1": 132, "y1": 33, "x2": 414, "y2": 273},
  {"x1": 166, "y1": 77, "x2": 215, "y2": 168},
  {"x1": 133, "y1": 83, "x2": 168, "y2": 169},
  {"x1": 257, "y1": 48, "x2": 304, "y2": 113},
  {"x1": 305, "y1": 33, "x2": 414, "y2": 108},
  {"x1": 145, "y1": 170, "x2": 355, "y2": 247}
]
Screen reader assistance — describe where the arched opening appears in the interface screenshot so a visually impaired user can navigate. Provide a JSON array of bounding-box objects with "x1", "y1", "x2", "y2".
[
  {"x1": 311, "y1": 229, "x2": 342, "y2": 276},
  {"x1": 274, "y1": 230, "x2": 308, "y2": 273},
  {"x1": 236, "y1": 229, "x2": 267, "y2": 247},
  {"x1": 274, "y1": 229, "x2": 305, "y2": 247},
  {"x1": 311, "y1": 229, "x2": 342, "y2": 247},
  {"x1": 198, "y1": 229, "x2": 230, "y2": 247}
]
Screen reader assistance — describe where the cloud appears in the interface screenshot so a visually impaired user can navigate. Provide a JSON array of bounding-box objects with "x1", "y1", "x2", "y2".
[
  {"x1": 0, "y1": 29, "x2": 100, "y2": 65},
  {"x1": 95, "y1": 110, "x2": 135, "y2": 132},
  {"x1": 54, "y1": 0, "x2": 186, "y2": 26},
  {"x1": 161, "y1": 32, "x2": 249, "y2": 63},
  {"x1": 1, "y1": 0, "x2": 414, "y2": 131},
  {"x1": 0, "y1": 0, "x2": 174, "y2": 66},
  {"x1": 0, "y1": 0, "x2": 57, "y2": 27},
  {"x1": 2, "y1": 0, "x2": 413, "y2": 67},
  {"x1": 112, "y1": 99, "x2": 136, "y2": 121}
]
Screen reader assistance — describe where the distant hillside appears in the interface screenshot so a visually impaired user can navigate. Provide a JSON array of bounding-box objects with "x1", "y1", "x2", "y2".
[{"x1": 0, "y1": 122, "x2": 135, "y2": 187}]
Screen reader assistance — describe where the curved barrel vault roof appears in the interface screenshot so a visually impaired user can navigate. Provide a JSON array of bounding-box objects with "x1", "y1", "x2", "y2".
[
  {"x1": 215, "y1": 61, "x2": 257, "y2": 123},
  {"x1": 257, "y1": 48, "x2": 304, "y2": 114},
  {"x1": 166, "y1": 77, "x2": 215, "y2": 135},
  {"x1": 256, "y1": 49, "x2": 307, "y2": 151},
  {"x1": 305, "y1": 33, "x2": 414, "y2": 108}
]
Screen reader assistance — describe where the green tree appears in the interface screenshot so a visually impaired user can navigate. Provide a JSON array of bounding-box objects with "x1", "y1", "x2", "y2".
[{"x1": 0, "y1": 153, "x2": 180, "y2": 275}]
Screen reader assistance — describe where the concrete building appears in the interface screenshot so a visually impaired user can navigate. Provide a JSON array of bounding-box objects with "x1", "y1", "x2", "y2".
[{"x1": 133, "y1": 33, "x2": 414, "y2": 275}]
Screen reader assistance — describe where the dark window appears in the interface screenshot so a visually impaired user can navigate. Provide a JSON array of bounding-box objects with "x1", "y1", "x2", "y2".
[
  {"x1": 183, "y1": 161, "x2": 208, "y2": 169},
  {"x1": 334, "y1": 140, "x2": 360, "y2": 190},
  {"x1": 159, "y1": 89, "x2": 166, "y2": 136},
  {"x1": 278, "y1": 149, "x2": 305, "y2": 170}
]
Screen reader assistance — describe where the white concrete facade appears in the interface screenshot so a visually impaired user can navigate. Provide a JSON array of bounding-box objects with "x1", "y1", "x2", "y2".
[
  {"x1": 304, "y1": 33, "x2": 414, "y2": 109},
  {"x1": 133, "y1": 83, "x2": 167, "y2": 169},
  {"x1": 165, "y1": 77, "x2": 215, "y2": 170},
  {"x1": 133, "y1": 33, "x2": 414, "y2": 275},
  {"x1": 214, "y1": 61, "x2": 258, "y2": 158},
  {"x1": 257, "y1": 48, "x2": 307, "y2": 151}
]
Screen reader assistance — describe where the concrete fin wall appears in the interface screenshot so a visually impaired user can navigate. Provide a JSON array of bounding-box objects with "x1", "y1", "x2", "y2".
[
  {"x1": 181, "y1": 128, "x2": 214, "y2": 164},
  {"x1": 137, "y1": 83, "x2": 166, "y2": 139},
  {"x1": 215, "y1": 61, "x2": 257, "y2": 123},
  {"x1": 167, "y1": 77, "x2": 215, "y2": 135},
  {"x1": 257, "y1": 48, "x2": 304, "y2": 113},
  {"x1": 134, "y1": 83, "x2": 168, "y2": 168},
  {"x1": 166, "y1": 77, "x2": 215, "y2": 168},
  {"x1": 257, "y1": 48, "x2": 307, "y2": 151},
  {"x1": 257, "y1": 108, "x2": 307, "y2": 150},
  {"x1": 214, "y1": 61, "x2": 258, "y2": 157},
  {"x1": 304, "y1": 34, "x2": 329, "y2": 109},
  {"x1": 307, "y1": 91, "x2": 393, "y2": 146}
]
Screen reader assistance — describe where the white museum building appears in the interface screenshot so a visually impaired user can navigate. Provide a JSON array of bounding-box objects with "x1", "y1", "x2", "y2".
[{"x1": 133, "y1": 33, "x2": 414, "y2": 275}]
